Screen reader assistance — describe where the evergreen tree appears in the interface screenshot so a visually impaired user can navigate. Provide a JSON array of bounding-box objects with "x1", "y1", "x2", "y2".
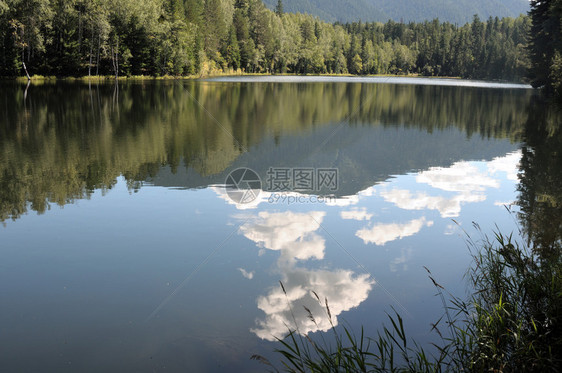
[
  {"x1": 224, "y1": 25, "x2": 241, "y2": 69},
  {"x1": 275, "y1": 0, "x2": 283, "y2": 16},
  {"x1": 528, "y1": 0, "x2": 562, "y2": 95}
]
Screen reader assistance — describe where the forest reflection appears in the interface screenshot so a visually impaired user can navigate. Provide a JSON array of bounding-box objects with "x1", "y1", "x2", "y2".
[
  {"x1": 0, "y1": 80, "x2": 532, "y2": 222},
  {"x1": 517, "y1": 98, "x2": 562, "y2": 254}
]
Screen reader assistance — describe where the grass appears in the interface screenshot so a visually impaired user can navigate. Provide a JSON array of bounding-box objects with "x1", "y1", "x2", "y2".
[{"x1": 253, "y1": 224, "x2": 562, "y2": 372}]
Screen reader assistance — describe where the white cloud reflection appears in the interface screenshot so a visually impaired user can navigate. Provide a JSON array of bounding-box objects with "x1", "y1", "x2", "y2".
[
  {"x1": 416, "y1": 162, "x2": 499, "y2": 193},
  {"x1": 494, "y1": 200, "x2": 517, "y2": 207},
  {"x1": 356, "y1": 217, "x2": 433, "y2": 246},
  {"x1": 487, "y1": 151, "x2": 521, "y2": 182},
  {"x1": 238, "y1": 268, "x2": 254, "y2": 280},
  {"x1": 240, "y1": 211, "x2": 326, "y2": 263},
  {"x1": 380, "y1": 189, "x2": 484, "y2": 218},
  {"x1": 340, "y1": 208, "x2": 373, "y2": 221},
  {"x1": 251, "y1": 267, "x2": 373, "y2": 340},
  {"x1": 378, "y1": 151, "x2": 522, "y2": 218},
  {"x1": 240, "y1": 211, "x2": 374, "y2": 341}
]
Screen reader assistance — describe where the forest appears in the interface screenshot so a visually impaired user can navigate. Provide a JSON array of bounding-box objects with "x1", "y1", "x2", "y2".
[{"x1": 0, "y1": 0, "x2": 531, "y2": 81}]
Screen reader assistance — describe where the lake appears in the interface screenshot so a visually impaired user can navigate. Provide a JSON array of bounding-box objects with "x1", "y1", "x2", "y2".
[{"x1": 0, "y1": 77, "x2": 558, "y2": 372}]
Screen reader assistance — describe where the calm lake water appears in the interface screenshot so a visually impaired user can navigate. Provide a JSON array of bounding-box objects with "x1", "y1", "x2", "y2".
[{"x1": 0, "y1": 77, "x2": 559, "y2": 372}]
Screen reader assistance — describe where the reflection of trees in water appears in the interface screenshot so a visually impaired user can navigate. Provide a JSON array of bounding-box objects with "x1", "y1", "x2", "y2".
[
  {"x1": 0, "y1": 81, "x2": 531, "y2": 221},
  {"x1": 517, "y1": 98, "x2": 562, "y2": 256}
]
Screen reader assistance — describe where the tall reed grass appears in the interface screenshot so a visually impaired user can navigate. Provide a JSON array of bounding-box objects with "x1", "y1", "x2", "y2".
[{"x1": 253, "y1": 225, "x2": 562, "y2": 372}]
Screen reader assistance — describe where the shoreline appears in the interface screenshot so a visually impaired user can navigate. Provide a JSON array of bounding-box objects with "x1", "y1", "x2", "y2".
[
  {"x1": 0, "y1": 73, "x2": 530, "y2": 87},
  {"x1": 3, "y1": 72, "x2": 427, "y2": 80}
]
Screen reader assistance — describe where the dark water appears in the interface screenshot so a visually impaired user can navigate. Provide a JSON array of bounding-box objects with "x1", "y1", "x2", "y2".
[{"x1": 0, "y1": 77, "x2": 559, "y2": 372}]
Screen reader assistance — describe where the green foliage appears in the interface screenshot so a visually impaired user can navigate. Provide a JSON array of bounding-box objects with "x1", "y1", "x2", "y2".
[
  {"x1": 461, "y1": 223, "x2": 562, "y2": 371},
  {"x1": 528, "y1": 0, "x2": 562, "y2": 97},
  {"x1": 275, "y1": 0, "x2": 283, "y2": 16},
  {"x1": 550, "y1": 51, "x2": 562, "y2": 97},
  {"x1": 350, "y1": 53, "x2": 362, "y2": 74},
  {"x1": 224, "y1": 25, "x2": 241, "y2": 70},
  {"x1": 0, "y1": 0, "x2": 530, "y2": 81},
  {"x1": 0, "y1": 0, "x2": 8, "y2": 15}
]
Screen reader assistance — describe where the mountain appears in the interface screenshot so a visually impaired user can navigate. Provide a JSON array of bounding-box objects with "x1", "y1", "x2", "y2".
[
  {"x1": 263, "y1": 0, "x2": 530, "y2": 24},
  {"x1": 149, "y1": 123, "x2": 517, "y2": 197},
  {"x1": 373, "y1": 0, "x2": 530, "y2": 24},
  {"x1": 264, "y1": 0, "x2": 389, "y2": 23}
]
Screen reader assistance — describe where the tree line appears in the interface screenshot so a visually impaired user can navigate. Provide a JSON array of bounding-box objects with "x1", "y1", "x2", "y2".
[
  {"x1": 0, "y1": 0, "x2": 530, "y2": 81},
  {"x1": 528, "y1": 0, "x2": 562, "y2": 96}
]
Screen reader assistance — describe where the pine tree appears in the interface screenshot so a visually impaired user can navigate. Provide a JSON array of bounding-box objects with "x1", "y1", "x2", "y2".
[
  {"x1": 224, "y1": 25, "x2": 241, "y2": 69},
  {"x1": 528, "y1": 0, "x2": 553, "y2": 88},
  {"x1": 275, "y1": 0, "x2": 283, "y2": 16}
]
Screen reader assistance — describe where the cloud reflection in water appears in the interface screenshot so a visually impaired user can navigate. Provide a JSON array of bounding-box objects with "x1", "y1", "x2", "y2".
[{"x1": 240, "y1": 212, "x2": 374, "y2": 341}]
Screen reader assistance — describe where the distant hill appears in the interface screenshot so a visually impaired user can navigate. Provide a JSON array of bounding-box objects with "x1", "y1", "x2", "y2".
[
  {"x1": 374, "y1": 0, "x2": 530, "y2": 24},
  {"x1": 263, "y1": 0, "x2": 388, "y2": 23},
  {"x1": 262, "y1": 0, "x2": 530, "y2": 24}
]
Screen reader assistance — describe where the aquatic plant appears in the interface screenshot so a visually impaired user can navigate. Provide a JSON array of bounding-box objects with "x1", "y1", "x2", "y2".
[{"x1": 254, "y1": 225, "x2": 562, "y2": 372}]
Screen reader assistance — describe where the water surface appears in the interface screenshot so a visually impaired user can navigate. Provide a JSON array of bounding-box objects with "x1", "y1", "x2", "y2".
[
  {"x1": 206, "y1": 75, "x2": 532, "y2": 88},
  {"x1": 0, "y1": 78, "x2": 556, "y2": 372}
]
